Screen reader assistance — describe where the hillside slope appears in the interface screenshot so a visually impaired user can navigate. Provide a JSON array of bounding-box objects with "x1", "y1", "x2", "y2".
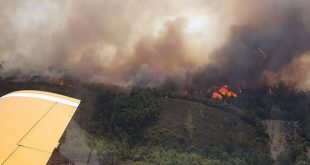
[
  {"x1": 0, "y1": 80, "x2": 273, "y2": 164},
  {"x1": 153, "y1": 98, "x2": 256, "y2": 147}
]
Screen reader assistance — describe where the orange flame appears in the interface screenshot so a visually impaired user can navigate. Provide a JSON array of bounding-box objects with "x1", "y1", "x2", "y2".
[
  {"x1": 218, "y1": 85, "x2": 229, "y2": 95},
  {"x1": 212, "y1": 92, "x2": 223, "y2": 100},
  {"x1": 58, "y1": 79, "x2": 64, "y2": 86},
  {"x1": 211, "y1": 85, "x2": 237, "y2": 100},
  {"x1": 269, "y1": 88, "x2": 273, "y2": 96},
  {"x1": 181, "y1": 89, "x2": 189, "y2": 96}
]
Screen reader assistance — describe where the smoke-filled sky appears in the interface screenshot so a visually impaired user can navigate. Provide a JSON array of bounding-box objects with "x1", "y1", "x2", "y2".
[{"x1": 0, "y1": 0, "x2": 309, "y2": 89}]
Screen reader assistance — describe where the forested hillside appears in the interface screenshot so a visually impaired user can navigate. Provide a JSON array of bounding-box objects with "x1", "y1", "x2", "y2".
[{"x1": 0, "y1": 77, "x2": 309, "y2": 165}]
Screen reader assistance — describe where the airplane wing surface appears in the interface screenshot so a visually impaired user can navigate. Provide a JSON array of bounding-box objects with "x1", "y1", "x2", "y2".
[{"x1": 0, "y1": 90, "x2": 80, "y2": 165}]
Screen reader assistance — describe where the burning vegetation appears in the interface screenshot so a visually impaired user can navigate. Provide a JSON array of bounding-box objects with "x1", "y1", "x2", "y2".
[
  {"x1": 0, "y1": 0, "x2": 309, "y2": 164},
  {"x1": 211, "y1": 85, "x2": 238, "y2": 100},
  {"x1": 58, "y1": 79, "x2": 64, "y2": 86},
  {"x1": 0, "y1": 0, "x2": 309, "y2": 90},
  {"x1": 0, "y1": 71, "x2": 309, "y2": 165}
]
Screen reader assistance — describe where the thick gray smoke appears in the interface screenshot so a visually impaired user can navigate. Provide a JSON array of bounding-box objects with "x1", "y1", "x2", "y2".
[
  {"x1": 0, "y1": 0, "x2": 309, "y2": 89},
  {"x1": 193, "y1": 8, "x2": 310, "y2": 89}
]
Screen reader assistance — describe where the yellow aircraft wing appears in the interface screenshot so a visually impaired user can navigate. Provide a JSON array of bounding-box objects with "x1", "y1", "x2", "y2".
[{"x1": 0, "y1": 90, "x2": 80, "y2": 165}]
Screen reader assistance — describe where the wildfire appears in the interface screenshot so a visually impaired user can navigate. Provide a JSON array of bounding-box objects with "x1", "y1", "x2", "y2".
[
  {"x1": 269, "y1": 88, "x2": 273, "y2": 96},
  {"x1": 58, "y1": 79, "x2": 64, "y2": 86},
  {"x1": 211, "y1": 85, "x2": 237, "y2": 100},
  {"x1": 180, "y1": 89, "x2": 189, "y2": 96},
  {"x1": 212, "y1": 92, "x2": 223, "y2": 100}
]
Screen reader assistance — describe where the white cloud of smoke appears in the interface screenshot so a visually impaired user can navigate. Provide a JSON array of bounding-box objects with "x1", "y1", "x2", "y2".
[{"x1": 0, "y1": 0, "x2": 309, "y2": 89}]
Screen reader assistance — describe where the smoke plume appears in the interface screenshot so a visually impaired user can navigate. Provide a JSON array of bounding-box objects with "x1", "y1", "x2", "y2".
[{"x1": 0, "y1": 0, "x2": 309, "y2": 89}]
